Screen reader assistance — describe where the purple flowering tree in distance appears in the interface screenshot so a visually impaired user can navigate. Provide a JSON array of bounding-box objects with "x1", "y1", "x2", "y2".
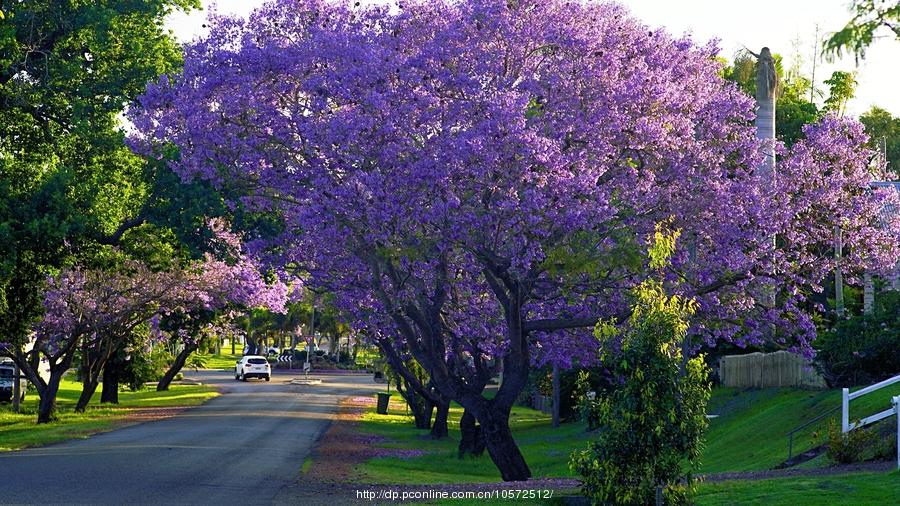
[
  {"x1": 2, "y1": 226, "x2": 289, "y2": 422},
  {"x1": 130, "y1": 0, "x2": 900, "y2": 479},
  {"x1": 9, "y1": 262, "x2": 201, "y2": 423},
  {"x1": 152, "y1": 224, "x2": 291, "y2": 391}
]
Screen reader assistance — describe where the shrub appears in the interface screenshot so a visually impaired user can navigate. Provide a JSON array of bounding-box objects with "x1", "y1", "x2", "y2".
[
  {"x1": 573, "y1": 370, "x2": 602, "y2": 430},
  {"x1": 872, "y1": 432, "x2": 898, "y2": 461},
  {"x1": 570, "y1": 278, "x2": 710, "y2": 506},
  {"x1": 814, "y1": 291, "x2": 900, "y2": 387},
  {"x1": 186, "y1": 353, "x2": 209, "y2": 370},
  {"x1": 123, "y1": 347, "x2": 172, "y2": 391},
  {"x1": 826, "y1": 419, "x2": 876, "y2": 464}
]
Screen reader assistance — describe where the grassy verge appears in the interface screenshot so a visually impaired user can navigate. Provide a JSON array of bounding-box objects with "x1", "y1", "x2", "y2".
[
  {"x1": 351, "y1": 384, "x2": 900, "y2": 485},
  {"x1": 696, "y1": 471, "x2": 900, "y2": 505},
  {"x1": 200, "y1": 352, "x2": 244, "y2": 371},
  {"x1": 0, "y1": 378, "x2": 218, "y2": 451},
  {"x1": 703, "y1": 383, "x2": 900, "y2": 473},
  {"x1": 355, "y1": 396, "x2": 585, "y2": 484}
]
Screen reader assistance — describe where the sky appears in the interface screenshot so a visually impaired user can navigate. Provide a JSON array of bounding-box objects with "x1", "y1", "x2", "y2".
[{"x1": 166, "y1": 0, "x2": 900, "y2": 117}]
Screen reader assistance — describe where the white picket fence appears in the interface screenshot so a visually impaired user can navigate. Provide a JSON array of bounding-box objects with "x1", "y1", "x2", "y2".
[{"x1": 841, "y1": 373, "x2": 900, "y2": 470}]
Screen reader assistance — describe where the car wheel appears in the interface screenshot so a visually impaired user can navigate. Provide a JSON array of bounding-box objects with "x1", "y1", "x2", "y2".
[
  {"x1": 235, "y1": 374, "x2": 240, "y2": 380},
  {"x1": 265, "y1": 375, "x2": 271, "y2": 382},
  {"x1": 240, "y1": 373, "x2": 247, "y2": 382}
]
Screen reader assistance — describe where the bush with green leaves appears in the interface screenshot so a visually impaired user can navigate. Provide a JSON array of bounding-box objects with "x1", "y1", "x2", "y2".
[
  {"x1": 570, "y1": 232, "x2": 711, "y2": 505},
  {"x1": 122, "y1": 347, "x2": 173, "y2": 391},
  {"x1": 573, "y1": 370, "x2": 603, "y2": 430},
  {"x1": 814, "y1": 291, "x2": 900, "y2": 387},
  {"x1": 826, "y1": 419, "x2": 876, "y2": 464}
]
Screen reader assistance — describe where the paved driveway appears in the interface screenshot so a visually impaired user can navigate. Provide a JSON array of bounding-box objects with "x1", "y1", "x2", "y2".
[{"x1": 0, "y1": 370, "x2": 380, "y2": 505}]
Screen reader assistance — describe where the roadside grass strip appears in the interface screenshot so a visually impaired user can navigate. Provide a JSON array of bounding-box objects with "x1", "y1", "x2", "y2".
[
  {"x1": 695, "y1": 471, "x2": 900, "y2": 505},
  {"x1": 0, "y1": 378, "x2": 218, "y2": 451},
  {"x1": 351, "y1": 385, "x2": 900, "y2": 486}
]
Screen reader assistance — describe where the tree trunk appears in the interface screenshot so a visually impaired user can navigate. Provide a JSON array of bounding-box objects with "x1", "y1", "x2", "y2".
[
  {"x1": 37, "y1": 369, "x2": 65, "y2": 424},
  {"x1": 74, "y1": 377, "x2": 101, "y2": 413},
  {"x1": 101, "y1": 364, "x2": 120, "y2": 404},
  {"x1": 410, "y1": 389, "x2": 433, "y2": 430},
  {"x1": 552, "y1": 363, "x2": 560, "y2": 428},
  {"x1": 157, "y1": 343, "x2": 197, "y2": 391},
  {"x1": 431, "y1": 399, "x2": 450, "y2": 439},
  {"x1": 458, "y1": 410, "x2": 486, "y2": 458},
  {"x1": 478, "y1": 407, "x2": 531, "y2": 481}
]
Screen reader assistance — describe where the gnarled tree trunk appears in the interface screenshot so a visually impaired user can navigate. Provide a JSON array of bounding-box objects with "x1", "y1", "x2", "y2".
[
  {"x1": 101, "y1": 362, "x2": 120, "y2": 404},
  {"x1": 157, "y1": 342, "x2": 198, "y2": 391},
  {"x1": 431, "y1": 398, "x2": 450, "y2": 439}
]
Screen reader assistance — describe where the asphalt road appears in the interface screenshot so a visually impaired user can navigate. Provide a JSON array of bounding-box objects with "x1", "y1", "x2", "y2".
[{"x1": 0, "y1": 370, "x2": 381, "y2": 505}]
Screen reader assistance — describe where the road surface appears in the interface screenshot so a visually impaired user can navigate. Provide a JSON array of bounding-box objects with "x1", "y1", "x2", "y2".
[{"x1": 0, "y1": 370, "x2": 380, "y2": 505}]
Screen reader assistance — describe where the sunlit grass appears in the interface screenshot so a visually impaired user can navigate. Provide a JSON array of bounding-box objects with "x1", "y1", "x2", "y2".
[
  {"x1": 352, "y1": 384, "x2": 900, "y2": 485},
  {"x1": 0, "y1": 378, "x2": 218, "y2": 451},
  {"x1": 696, "y1": 471, "x2": 900, "y2": 505},
  {"x1": 199, "y1": 352, "x2": 244, "y2": 371},
  {"x1": 355, "y1": 396, "x2": 587, "y2": 484}
]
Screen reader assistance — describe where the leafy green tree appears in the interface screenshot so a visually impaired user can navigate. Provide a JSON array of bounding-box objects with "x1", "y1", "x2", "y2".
[
  {"x1": 823, "y1": 71, "x2": 858, "y2": 117},
  {"x1": 570, "y1": 230, "x2": 711, "y2": 505},
  {"x1": 0, "y1": 0, "x2": 198, "y2": 421},
  {"x1": 859, "y1": 106, "x2": 900, "y2": 172},
  {"x1": 825, "y1": 0, "x2": 900, "y2": 62}
]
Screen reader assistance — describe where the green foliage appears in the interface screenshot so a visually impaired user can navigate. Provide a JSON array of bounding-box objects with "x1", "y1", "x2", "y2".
[
  {"x1": 860, "y1": 105, "x2": 900, "y2": 172},
  {"x1": 824, "y1": 0, "x2": 900, "y2": 62},
  {"x1": 0, "y1": 0, "x2": 198, "y2": 349},
  {"x1": 573, "y1": 370, "x2": 602, "y2": 430},
  {"x1": 185, "y1": 352, "x2": 208, "y2": 370},
  {"x1": 814, "y1": 291, "x2": 900, "y2": 387},
  {"x1": 571, "y1": 231, "x2": 710, "y2": 505},
  {"x1": 823, "y1": 71, "x2": 858, "y2": 117},
  {"x1": 826, "y1": 420, "x2": 876, "y2": 464},
  {"x1": 122, "y1": 346, "x2": 172, "y2": 391}
]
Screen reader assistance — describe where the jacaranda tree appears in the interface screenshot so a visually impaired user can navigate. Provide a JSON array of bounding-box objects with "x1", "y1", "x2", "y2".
[{"x1": 130, "y1": 0, "x2": 900, "y2": 480}]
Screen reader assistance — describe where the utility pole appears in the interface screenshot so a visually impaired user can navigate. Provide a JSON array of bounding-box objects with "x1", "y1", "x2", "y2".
[
  {"x1": 810, "y1": 24, "x2": 819, "y2": 104},
  {"x1": 835, "y1": 226, "x2": 845, "y2": 318}
]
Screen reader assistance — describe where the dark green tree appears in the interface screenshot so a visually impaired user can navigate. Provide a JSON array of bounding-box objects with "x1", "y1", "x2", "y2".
[
  {"x1": 0, "y1": 0, "x2": 198, "y2": 421},
  {"x1": 859, "y1": 106, "x2": 900, "y2": 173}
]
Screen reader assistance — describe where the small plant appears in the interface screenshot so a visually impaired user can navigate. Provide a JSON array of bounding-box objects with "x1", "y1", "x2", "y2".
[
  {"x1": 570, "y1": 227, "x2": 710, "y2": 506},
  {"x1": 573, "y1": 370, "x2": 602, "y2": 430},
  {"x1": 186, "y1": 353, "x2": 209, "y2": 370},
  {"x1": 826, "y1": 420, "x2": 875, "y2": 464},
  {"x1": 871, "y1": 430, "x2": 898, "y2": 461}
]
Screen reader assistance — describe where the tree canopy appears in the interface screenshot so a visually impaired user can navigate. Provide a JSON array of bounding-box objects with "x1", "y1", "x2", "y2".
[{"x1": 127, "y1": 0, "x2": 900, "y2": 480}]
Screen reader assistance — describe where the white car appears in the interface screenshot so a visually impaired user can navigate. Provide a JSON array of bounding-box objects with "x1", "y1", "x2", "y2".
[
  {"x1": 0, "y1": 360, "x2": 27, "y2": 402},
  {"x1": 235, "y1": 356, "x2": 271, "y2": 381}
]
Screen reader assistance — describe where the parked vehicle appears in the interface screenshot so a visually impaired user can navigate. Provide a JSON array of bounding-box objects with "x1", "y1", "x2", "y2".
[
  {"x1": 235, "y1": 356, "x2": 271, "y2": 381},
  {"x1": 0, "y1": 358, "x2": 27, "y2": 402}
]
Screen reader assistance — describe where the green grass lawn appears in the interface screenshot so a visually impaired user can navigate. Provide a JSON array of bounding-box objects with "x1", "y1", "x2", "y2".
[
  {"x1": 355, "y1": 396, "x2": 586, "y2": 484},
  {"x1": 200, "y1": 352, "x2": 244, "y2": 371},
  {"x1": 0, "y1": 378, "x2": 218, "y2": 451},
  {"x1": 702, "y1": 383, "x2": 900, "y2": 473},
  {"x1": 352, "y1": 384, "x2": 900, "y2": 485},
  {"x1": 696, "y1": 471, "x2": 900, "y2": 505}
]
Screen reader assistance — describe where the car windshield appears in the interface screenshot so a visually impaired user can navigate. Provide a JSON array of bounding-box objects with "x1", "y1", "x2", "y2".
[
  {"x1": 248, "y1": 358, "x2": 268, "y2": 365},
  {"x1": 0, "y1": 368, "x2": 13, "y2": 378}
]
